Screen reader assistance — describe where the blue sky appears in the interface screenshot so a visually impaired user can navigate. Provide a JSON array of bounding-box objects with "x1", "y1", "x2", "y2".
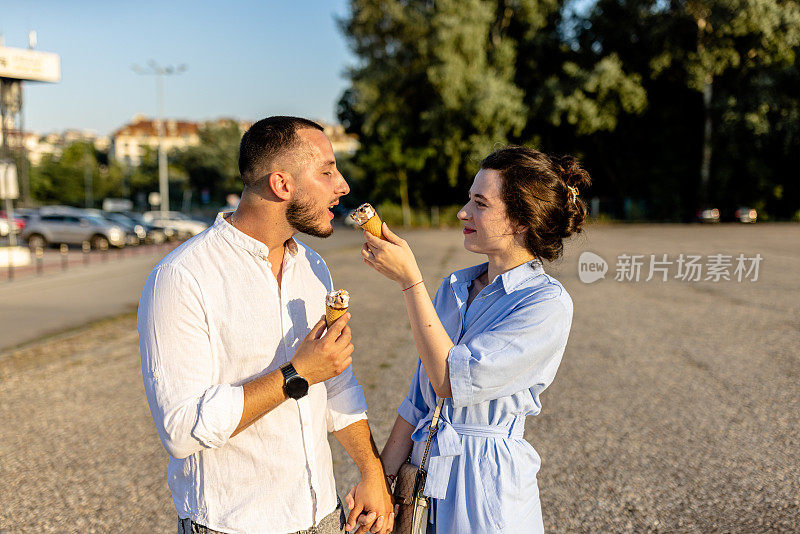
[{"x1": 1, "y1": 1, "x2": 355, "y2": 135}]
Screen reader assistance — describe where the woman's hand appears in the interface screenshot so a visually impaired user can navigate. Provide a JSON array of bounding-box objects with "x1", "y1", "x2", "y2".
[{"x1": 361, "y1": 223, "x2": 422, "y2": 288}]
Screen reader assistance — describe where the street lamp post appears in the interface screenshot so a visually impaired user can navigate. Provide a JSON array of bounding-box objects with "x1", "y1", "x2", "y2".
[{"x1": 133, "y1": 61, "x2": 186, "y2": 217}]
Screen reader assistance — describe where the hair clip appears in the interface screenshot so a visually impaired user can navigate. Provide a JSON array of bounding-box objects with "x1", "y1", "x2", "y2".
[{"x1": 568, "y1": 185, "x2": 579, "y2": 202}]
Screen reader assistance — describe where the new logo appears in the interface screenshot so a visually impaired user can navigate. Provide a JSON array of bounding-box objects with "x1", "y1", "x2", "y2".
[{"x1": 578, "y1": 251, "x2": 608, "y2": 283}]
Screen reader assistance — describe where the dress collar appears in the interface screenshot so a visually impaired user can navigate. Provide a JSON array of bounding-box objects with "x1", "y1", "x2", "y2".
[
  {"x1": 447, "y1": 259, "x2": 545, "y2": 293},
  {"x1": 214, "y1": 212, "x2": 299, "y2": 259}
]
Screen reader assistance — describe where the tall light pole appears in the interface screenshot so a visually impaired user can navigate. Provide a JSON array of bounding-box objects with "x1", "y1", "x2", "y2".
[{"x1": 133, "y1": 61, "x2": 186, "y2": 216}]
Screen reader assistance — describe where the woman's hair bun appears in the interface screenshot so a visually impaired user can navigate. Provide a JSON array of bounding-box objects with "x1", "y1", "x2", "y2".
[
  {"x1": 552, "y1": 155, "x2": 591, "y2": 239},
  {"x1": 481, "y1": 146, "x2": 592, "y2": 261},
  {"x1": 554, "y1": 155, "x2": 592, "y2": 191}
]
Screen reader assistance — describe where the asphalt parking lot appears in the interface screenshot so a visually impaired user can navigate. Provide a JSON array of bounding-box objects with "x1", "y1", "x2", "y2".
[{"x1": 0, "y1": 222, "x2": 797, "y2": 532}]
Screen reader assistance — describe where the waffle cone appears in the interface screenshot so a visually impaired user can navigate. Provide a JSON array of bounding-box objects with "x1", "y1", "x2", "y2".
[
  {"x1": 326, "y1": 305, "x2": 348, "y2": 327},
  {"x1": 361, "y1": 214, "x2": 384, "y2": 239}
]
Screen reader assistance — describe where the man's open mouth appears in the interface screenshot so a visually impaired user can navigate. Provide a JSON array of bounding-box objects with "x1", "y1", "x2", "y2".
[{"x1": 327, "y1": 201, "x2": 339, "y2": 219}]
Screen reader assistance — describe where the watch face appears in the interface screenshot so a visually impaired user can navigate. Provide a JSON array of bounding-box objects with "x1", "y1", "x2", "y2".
[{"x1": 285, "y1": 376, "x2": 309, "y2": 399}]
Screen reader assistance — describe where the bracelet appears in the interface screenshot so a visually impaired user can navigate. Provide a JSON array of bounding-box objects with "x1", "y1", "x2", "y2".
[{"x1": 402, "y1": 280, "x2": 424, "y2": 292}]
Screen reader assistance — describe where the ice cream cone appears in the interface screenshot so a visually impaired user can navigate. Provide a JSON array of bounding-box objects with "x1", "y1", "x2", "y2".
[
  {"x1": 325, "y1": 289, "x2": 350, "y2": 327},
  {"x1": 362, "y1": 214, "x2": 384, "y2": 239},
  {"x1": 326, "y1": 305, "x2": 348, "y2": 327},
  {"x1": 350, "y1": 203, "x2": 386, "y2": 240}
]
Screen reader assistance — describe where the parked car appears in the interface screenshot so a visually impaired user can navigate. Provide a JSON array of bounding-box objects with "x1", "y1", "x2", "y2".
[
  {"x1": 22, "y1": 211, "x2": 127, "y2": 249},
  {"x1": 11, "y1": 208, "x2": 38, "y2": 224},
  {"x1": 0, "y1": 211, "x2": 26, "y2": 236},
  {"x1": 122, "y1": 212, "x2": 172, "y2": 243},
  {"x1": 142, "y1": 211, "x2": 208, "y2": 239},
  {"x1": 696, "y1": 207, "x2": 720, "y2": 223},
  {"x1": 85, "y1": 209, "x2": 142, "y2": 246},
  {"x1": 734, "y1": 207, "x2": 757, "y2": 223}
]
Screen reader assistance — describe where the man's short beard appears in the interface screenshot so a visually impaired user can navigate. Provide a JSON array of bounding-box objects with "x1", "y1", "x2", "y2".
[{"x1": 286, "y1": 193, "x2": 333, "y2": 238}]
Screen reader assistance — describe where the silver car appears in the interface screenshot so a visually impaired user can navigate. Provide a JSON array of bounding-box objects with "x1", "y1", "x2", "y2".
[
  {"x1": 142, "y1": 211, "x2": 208, "y2": 239},
  {"x1": 22, "y1": 211, "x2": 127, "y2": 249}
]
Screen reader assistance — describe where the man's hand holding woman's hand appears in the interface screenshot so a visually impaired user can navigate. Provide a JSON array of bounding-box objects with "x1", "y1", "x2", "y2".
[
  {"x1": 345, "y1": 472, "x2": 396, "y2": 534},
  {"x1": 291, "y1": 313, "x2": 354, "y2": 385},
  {"x1": 361, "y1": 223, "x2": 422, "y2": 288}
]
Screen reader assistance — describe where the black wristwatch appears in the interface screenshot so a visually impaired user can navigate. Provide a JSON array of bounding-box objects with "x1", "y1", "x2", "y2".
[{"x1": 280, "y1": 363, "x2": 309, "y2": 400}]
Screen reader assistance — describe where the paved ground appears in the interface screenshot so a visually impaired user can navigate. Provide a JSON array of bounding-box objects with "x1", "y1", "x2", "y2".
[
  {"x1": 0, "y1": 243, "x2": 180, "y2": 351},
  {"x1": 0, "y1": 223, "x2": 798, "y2": 533}
]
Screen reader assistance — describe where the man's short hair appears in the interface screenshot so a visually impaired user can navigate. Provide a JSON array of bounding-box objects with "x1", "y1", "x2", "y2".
[{"x1": 238, "y1": 116, "x2": 324, "y2": 188}]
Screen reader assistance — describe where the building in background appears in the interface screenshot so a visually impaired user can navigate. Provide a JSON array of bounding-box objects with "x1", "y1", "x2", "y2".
[
  {"x1": 109, "y1": 115, "x2": 358, "y2": 167},
  {"x1": 110, "y1": 114, "x2": 200, "y2": 166},
  {"x1": 319, "y1": 121, "x2": 359, "y2": 155},
  {"x1": 0, "y1": 128, "x2": 109, "y2": 165},
  {"x1": 7, "y1": 116, "x2": 357, "y2": 169}
]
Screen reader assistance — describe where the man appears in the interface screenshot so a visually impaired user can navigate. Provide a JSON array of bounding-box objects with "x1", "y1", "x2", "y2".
[{"x1": 138, "y1": 116, "x2": 393, "y2": 534}]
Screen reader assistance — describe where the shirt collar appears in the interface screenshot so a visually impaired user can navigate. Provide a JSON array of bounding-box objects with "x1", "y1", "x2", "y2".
[
  {"x1": 447, "y1": 259, "x2": 545, "y2": 293},
  {"x1": 499, "y1": 259, "x2": 545, "y2": 291},
  {"x1": 214, "y1": 212, "x2": 299, "y2": 259}
]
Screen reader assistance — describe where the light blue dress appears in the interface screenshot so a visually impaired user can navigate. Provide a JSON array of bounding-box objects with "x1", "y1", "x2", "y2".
[{"x1": 398, "y1": 260, "x2": 573, "y2": 534}]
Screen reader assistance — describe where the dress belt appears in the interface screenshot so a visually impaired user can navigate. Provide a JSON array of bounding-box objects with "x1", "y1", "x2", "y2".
[{"x1": 410, "y1": 412, "x2": 526, "y2": 499}]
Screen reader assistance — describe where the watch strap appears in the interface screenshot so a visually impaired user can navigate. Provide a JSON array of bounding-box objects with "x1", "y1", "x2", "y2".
[{"x1": 280, "y1": 362, "x2": 298, "y2": 382}]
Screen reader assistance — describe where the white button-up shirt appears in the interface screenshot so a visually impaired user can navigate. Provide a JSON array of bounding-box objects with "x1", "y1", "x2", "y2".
[{"x1": 138, "y1": 213, "x2": 367, "y2": 534}]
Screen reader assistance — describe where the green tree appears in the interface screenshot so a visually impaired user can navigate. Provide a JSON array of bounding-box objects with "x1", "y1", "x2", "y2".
[
  {"x1": 173, "y1": 120, "x2": 243, "y2": 205},
  {"x1": 649, "y1": 0, "x2": 800, "y2": 203},
  {"x1": 339, "y1": 0, "x2": 647, "y2": 214},
  {"x1": 340, "y1": 0, "x2": 800, "y2": 221},
  {"x1": 30, "y1": 141, "x2": 124, "y2": 207},
  {"x1": 570, "y1": 0, "x2": 800, "y2": 219},
  {"x1": 339, "y1": 0, "x2": 535, "y2": 211}
]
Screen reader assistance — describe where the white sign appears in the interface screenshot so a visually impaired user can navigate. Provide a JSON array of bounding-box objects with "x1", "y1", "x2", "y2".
[
  {"x1": 0, "y1": 160, "x2": 19, "y2": 200},
  {"x1": 0, "y1": 46, "x2": 61, "y2": 83},
  {"x1": 0, "y1": 246, "x2": 31, "y2": 268}
]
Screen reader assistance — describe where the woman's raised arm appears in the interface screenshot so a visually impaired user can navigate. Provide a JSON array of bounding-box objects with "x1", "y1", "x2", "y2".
[{"x1": 361, "y1": 224, "x2": 454, "y2": 397}]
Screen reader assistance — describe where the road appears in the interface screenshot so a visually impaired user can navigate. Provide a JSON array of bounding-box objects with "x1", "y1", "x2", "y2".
[
  {"x1": 0, "y1": 223, "x2": 798, "y2": 532},
  {"x1": 0, "y1": 244, "x2": 180, "y2": 351}
]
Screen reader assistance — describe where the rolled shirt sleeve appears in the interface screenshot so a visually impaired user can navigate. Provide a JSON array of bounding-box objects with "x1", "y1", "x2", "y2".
[
  {"x1": 324, "y1": 364, "x2": 368, "y2": 432},
  {"x1": 448, "y1": 295, "x2": 572, "y2": 409},
  {"x1": 138, "y1": 264, "x2": 244, "y2": 459},
  {"x1": 191, "y1": 384, "x2": 245, "y2": 448}
]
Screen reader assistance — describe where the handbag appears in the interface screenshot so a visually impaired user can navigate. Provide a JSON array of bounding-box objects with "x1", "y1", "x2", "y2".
[{"x1": 392, "y1": 399, "x2": 444, "y2": 534}]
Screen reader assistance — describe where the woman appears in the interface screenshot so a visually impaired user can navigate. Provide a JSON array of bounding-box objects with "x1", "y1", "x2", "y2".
[{"x1": 354, "y1": 146, "x2": 590, "y2": 533}]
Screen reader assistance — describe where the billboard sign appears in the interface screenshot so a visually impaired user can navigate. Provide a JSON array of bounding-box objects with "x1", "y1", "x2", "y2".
[{"x1": 0, "y1": 46, "x2": 60, "y2": 83}]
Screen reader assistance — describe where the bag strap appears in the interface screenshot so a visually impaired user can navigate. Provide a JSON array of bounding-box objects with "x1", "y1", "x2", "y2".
[{"x1": 419, "y1": 398, "x2": 444, "y2": 470}]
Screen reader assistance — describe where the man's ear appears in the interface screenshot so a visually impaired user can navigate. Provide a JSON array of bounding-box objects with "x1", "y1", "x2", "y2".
[{"x1": 267, "y1": 171, "x2": 293, "y2": 201}]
